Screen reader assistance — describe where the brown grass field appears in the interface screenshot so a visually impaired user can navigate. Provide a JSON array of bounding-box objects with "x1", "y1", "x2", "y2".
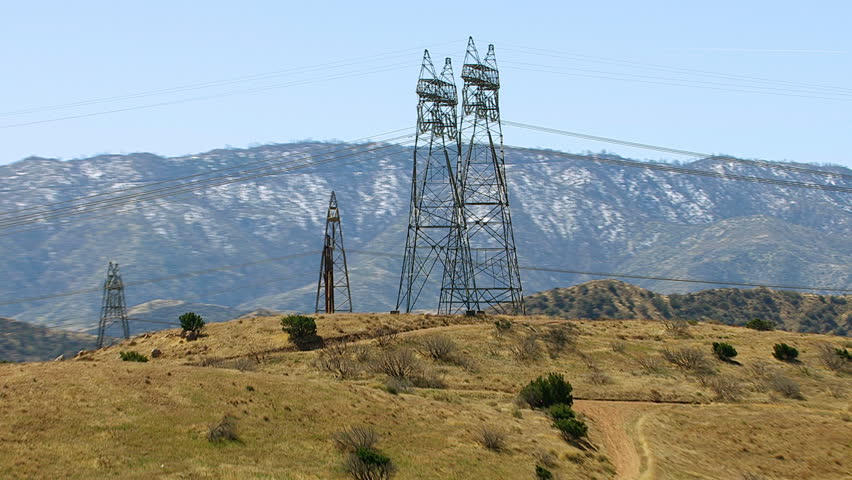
[{"x1": 1, "y1": 313, "x2": 849, "y2": 479}]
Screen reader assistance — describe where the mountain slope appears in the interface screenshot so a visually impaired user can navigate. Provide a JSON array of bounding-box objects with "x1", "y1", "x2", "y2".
[
  {"x1": 0, "y1": 143, "x2": 849, "y2": 331},
  {"x1": 524, "y1": 279, "x2": 852, "y2": 335},
  {"x1": 0, "y1": 317, "x2": 96, "y2": 362}
]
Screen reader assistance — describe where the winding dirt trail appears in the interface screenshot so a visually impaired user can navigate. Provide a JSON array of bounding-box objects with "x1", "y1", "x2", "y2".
[{"x1": 575, "y1": 400, "x2": 651, "y2": 480}]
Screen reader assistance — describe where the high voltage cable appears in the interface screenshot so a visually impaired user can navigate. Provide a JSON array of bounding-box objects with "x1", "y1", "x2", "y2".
[
  {"x1": 503, "y1": 120, "x2": 852, "y2": 180},
  {"x1": 0, "y1": 138, "x2": 416, "y2": 229},
  {"x1": 0, "y1": 127, "x2": 414, "y2": 217},
  {"x1": 499, "y1": 43, "x2": 852, "y2": 96},
  {"x1": 0, "y1": 42, "x2": 462, "y2": 118}
]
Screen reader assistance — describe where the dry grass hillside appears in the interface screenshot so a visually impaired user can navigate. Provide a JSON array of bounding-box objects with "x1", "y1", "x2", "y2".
[{"x1": 1, "y1": 312, "x2": 850, "y2": 480}]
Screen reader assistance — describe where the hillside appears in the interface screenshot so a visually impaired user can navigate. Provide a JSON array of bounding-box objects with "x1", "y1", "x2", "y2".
[
  {"x1": 524, "y1": 280, "x2": 852, "y2": 335},
  {"x1": 0, "y1": 143, "x2": 849, "y2": 332},
  {"x1": 1, "y1": 313, "x2": 849, "y2": 479},
  {"x1": 0, "y1": 317, "x2": 95, "y2": 362}
]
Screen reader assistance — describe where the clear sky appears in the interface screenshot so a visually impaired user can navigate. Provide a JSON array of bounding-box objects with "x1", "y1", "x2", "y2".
[{"x1": 1, "y1": 1, "x2": 851, "y2": 167}]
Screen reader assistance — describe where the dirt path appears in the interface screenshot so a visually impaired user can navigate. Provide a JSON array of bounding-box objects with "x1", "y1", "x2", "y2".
[{"x1": 575, "y1": 400, "x2": 647, "y2": 480}]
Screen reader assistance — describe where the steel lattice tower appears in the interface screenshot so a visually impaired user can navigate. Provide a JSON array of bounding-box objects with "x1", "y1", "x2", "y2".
[
  {"x1": 316, "y1": 191, "x2": 352, "y2": 313},
  {"x1": 458, "y1": 37, "x2": 525, "y2": 314},
  {"x1": 396, "y1": 51, "x2": 473, "y2": 314},
  {"x1": 97, "y1": 261, "x2": 130, "y2": 348}
]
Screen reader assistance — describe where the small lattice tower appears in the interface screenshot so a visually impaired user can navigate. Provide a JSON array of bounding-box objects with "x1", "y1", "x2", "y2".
[
  {"x1": 458, "y1": 37, "x2": 525, "y2": 314},
  {"x1": 315, "y1": 191, "x2": 352, "y2": 313},
  {"x1": 396, "y1": 50, "x2": 473, "y2": 314},
  {"x1": 97, "y1": 261, "x2": 130, "y2": 348}
]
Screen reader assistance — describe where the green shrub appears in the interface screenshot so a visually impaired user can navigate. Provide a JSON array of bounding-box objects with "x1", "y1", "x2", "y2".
[
  {"x1": 773, "y1": 343, "x2": 799, "y2": 362},
  {"x1": 494, "y1": 318, "x2": 513, "y2": 332},
  {"x1": 745, "y1": 318, "x2": 774, "y2": 331},
  {"x1": 836, "y1": 348, "x2": 852, "y2": 361},
  {"x1": 547, "y1": 403, "x2": 576, "y2": 421},
  {"x1": 553, "y1": 417, "x2": 588, "y2": 443},
  {"x1": 281, "y1": 315, "x2": 319, "y2": 349},
  {"x1": 346, "y1": 446, "x2": 396, "y2": 480},
  {"x1": 179, "y1": 312, "x2": 205, "y2": 340},
  {"x1": 712, "y1": 342, "x2": 738, "y2": 361},
  {"x1": 119, "y1": 351, "x2": 148, "y2": 362},
  {"x1": 535, "y1": 465, "x2": 554, "y2": 480},
  {"x1": 519, "y1": 373, "x2": 573, "y2": 409}
]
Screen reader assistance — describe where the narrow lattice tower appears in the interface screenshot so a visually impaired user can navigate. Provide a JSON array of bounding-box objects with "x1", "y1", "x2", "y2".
[
  {"x1": 396, "y1": 51, "x2": 473, "y2": 314},
  {"x1": 97, "y1": 261, "x2": 130, "y2": 348},
  {"x1": 315, "y1": 191, "x2": 352, "y2": 313},
  {"x1": 458, "y1": 37, "x2": 524, "y2": 314}
]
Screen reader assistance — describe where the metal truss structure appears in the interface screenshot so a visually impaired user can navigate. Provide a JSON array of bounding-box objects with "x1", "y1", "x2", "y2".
[
  {"x1": 97, "y1": 261, "x2": 130, "y2": 348},
  {"x1": 316, "y1": 191, "x2": 352, "y2": 313}
]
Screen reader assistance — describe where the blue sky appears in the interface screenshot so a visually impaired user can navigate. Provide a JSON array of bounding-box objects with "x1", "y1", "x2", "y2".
[{"x1": 1, "y1": 1, "x2": 851, "y2": 167}]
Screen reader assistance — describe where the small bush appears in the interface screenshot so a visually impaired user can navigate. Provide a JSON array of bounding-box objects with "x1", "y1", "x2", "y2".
[
  {"x1": 772, "y1": 343, "x2": 799, "y2": 362},
  {"x1": 609, "y1": 340, "x2": 627, "y2": 353},
  {"x1": 661, "y1": 318, "x2": 691, "y2": 338},
  {"x1": 706, "y1": 375, "x2": 743, "y2": 402},
  {"x1": 410, "y1": 367, "x2": 446, "y2": 389},
  {"x1": 519, "y1": 373, "x2": 573, "y2": 409},
  {"x1": 547, "y1": 403, "x2": 576, "y2": 421},
  {"x1": 384, "y1": 376, "x2": 412, "y2": 395},
  {"x1": 586, "y1": 369, "x2": 613, "y2": 385},
  {"x1": 543, "y1": 325, "x2": 575, "y2": 358},
  {"x1": 372, "y1": 349, "x2": 420, "y2": 380},
  {"x1": 372, "y1": 325, "x2": 400, "y2": 349},
  {"x1": 416, "y1": 334, "x2": 456, "y2": 361},
  {"x1": 475, "y1": 426, "x2": 506, "y2": 452},
  {"x1": 712, "y1": 342, "x2": 738, "y2": 361},
  {"x1": 207, "y1": 415, "x2": 238, "y2": 443},
  {"x1": 333, "y1": 426, "x2": 378, "y2": 452},
  {"x1": 494, "y1": 318, "x2": 513, "y2": 333},
  {"x1": 817, "y1": 344, "x2": 849, "y2": 372},
  {"x1": 634, "y1": 354, "x2": 664, "y2": 374},
  {"x1": 745, "y1": 318, "x2": 774, "y2": 331},
  {"x1": 662, "y1": 347, "x2": 709, "y2": 370},
  {"x1": 179, "y1": 312, "x2": 205, "y2": 340},
  {"x1": 345, "y1": 446, "x2": 397, "y2": 480},
  {"x1": 281, "y1": 315, "x2": 319, "y2": 349},
  {"x1": 510, "y1": 335, "x2": 542, "y2": 364},
  {"x1": 532, "y1": 448, "x2": 558, "y2": 468},
  {"x1": 535, "y1": 465, "x2": 554, "y2": 480},
  {"x1": 119, "y1": 351, "x2": 148, "y2": 362},
  {"x1": 554, "y1": 417, "x2": 588, "y2": 443},
  {"x1": 768, "y1": 373, "x2": 803, "y2": 399},
  {"x1": 318, "y1": 341, "x2": 359, "y2": 379}
]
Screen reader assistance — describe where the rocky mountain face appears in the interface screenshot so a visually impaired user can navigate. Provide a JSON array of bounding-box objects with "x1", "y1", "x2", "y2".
[
  {"x1": 0, "y1": 142, "x2": 849, "y2": 334},
  {"x1": 524, "y1": 279, "x2": 851, "y2": 335}
]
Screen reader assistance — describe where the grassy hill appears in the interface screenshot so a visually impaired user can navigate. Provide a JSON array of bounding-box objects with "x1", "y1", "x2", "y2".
[
  {"x1": 1, "y1": 312, "x2": 850, "y2": 479},
  {"x1": 0, "y1": 317, "x2": 96, "y2": 362},
  {"x1": 524, "y1": 280, "x2": 852, "y2": 335}
]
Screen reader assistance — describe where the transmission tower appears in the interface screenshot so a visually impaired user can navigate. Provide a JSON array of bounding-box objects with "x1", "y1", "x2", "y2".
[
  {"x1": 395, "y1": 50, "x2": 473, "y2": 314},
  {"x1": 97, "y1": 261, "x2": 130, "y2": 348},
  {"x1": 315, "y1": 191, "x2": 352, "y2": 313},
  {"x1": 458, "y1": 37, "x2": 525, "y2": 314}
]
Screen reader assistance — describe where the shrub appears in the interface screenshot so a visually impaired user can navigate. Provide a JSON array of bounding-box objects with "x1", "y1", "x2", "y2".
[
  {"x1": 510, "y1": 335, "x2": 542, "y2": 364},
  {"x1": 384, "y1": 376, "x2": 412, "y2": 395},
  {"x1": 712, "y1": 342, "x2": 738, "y2": 361},
  {"x1": 768, "y1": 373, "x2": 803, "y2": 399},
  {"x1": 281, "y1": 315, "x2": 319, "y2": 350},
  {"x1": 372, "y1": 325, "x2": 400, "y2": 349},
  {"x1": 547, "y1": 403, "x2": 576, "y2": 421},
  {"x1": 519, "y1": 373, "x2": 573, "y2": 409},
  {"x1": 179, "y1": 312, "x2": 205, "y2": 340},
  {"x1": 662, "y1": 347, "x2": 709, "y2": 370},
  {"x1": 345, "y1": 447, "x2": 397, "y2": 480},
  {"x1": 409, "y1": 367, "x2": 446, "y2": 389},
  {"x1": 772, "y1": 343, "x2": 799, "y2": 362},
  {"x1": 633, "y1": 354, "x2": 664, "y2": 374},
  {"x1": 554, "y1": 417, "x2": 588, "y2": 443},
  {"x1": 586, "y1": 369, "x2": 613, "y2": 385},
  {"x1": 207, "y1": 415, "x2": 238, "y2": 443},
  {"x1": 609, "y1": 340, "x2": 627, "y2": 353},
  {"x1": 372, "y1": 349, "x2": 420, "y2": 380},
  {"x1": 745, "y1": 318, "x2": 774, "y2": 331},
  {"x1": 818, "y1": 344, "x2": 850, "y2": 372},
  {"x1": 415, "y1": 334, "x2": 456, "y2": 361},
  {"x1": 475, "y1": 426, "x2": 506, "y2": 452},
  {"x1": 661, "y1": 318, "x2": 691, "y2": 338},
  {"x1": 333, "y1": 426, "x2": 378, "y2": 452},
  {"x1": 494, "y1": 318, "x2": 513, "y2": 333},
  {"x1": 706, "y1": 375, "x2": 743, "y2": 402},
  {"x1": 535, "y1": 465, "x2": 554, "y2": 480},
  {"x1": 318, "y1": 341, "x2": 359, "y2": 379},
  {"x1": 119, "y1": 351, "x2": 148, "y2": 362},
  {"x1": 543, "y1": 325, "x2": 575, "y2": 358}
]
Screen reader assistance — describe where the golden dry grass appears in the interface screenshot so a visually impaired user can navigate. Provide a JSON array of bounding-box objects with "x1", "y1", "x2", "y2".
[{"x1": 1, "y1": 314, "x2": 850, "y2": 479}]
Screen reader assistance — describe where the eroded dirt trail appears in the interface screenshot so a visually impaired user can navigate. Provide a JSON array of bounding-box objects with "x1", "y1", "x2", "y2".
[{"x1": 575, "y1": 400, "x2": 649, "y2": 480}]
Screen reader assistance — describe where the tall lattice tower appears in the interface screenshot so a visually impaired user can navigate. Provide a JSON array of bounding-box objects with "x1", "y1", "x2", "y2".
[
  {"x1": 315, "y1": 191, "x2": 352, "y2": 313},
  {"x1": 396, "y1": 51, "x2": 472, "y2": 314},
  {"x1": 458, "y1": 37, "x2": 525, "y2": 314},
  {"x1": 97, "y1": 261, "x2": 130, "y2": 348}
]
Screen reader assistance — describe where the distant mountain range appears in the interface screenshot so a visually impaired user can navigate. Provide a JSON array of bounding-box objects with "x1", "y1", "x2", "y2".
[
  {"x1": 524, "y1": 279, "x2": 851, "y2": 335},
  {"x1": 0, "y1": 142, "x2": 849, "y2": 337}
]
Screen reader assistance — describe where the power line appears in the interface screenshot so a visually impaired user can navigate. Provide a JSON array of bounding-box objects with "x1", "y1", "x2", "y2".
[{"x1": 503, "y1": 120, "x2": 852, "y2": 181}]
